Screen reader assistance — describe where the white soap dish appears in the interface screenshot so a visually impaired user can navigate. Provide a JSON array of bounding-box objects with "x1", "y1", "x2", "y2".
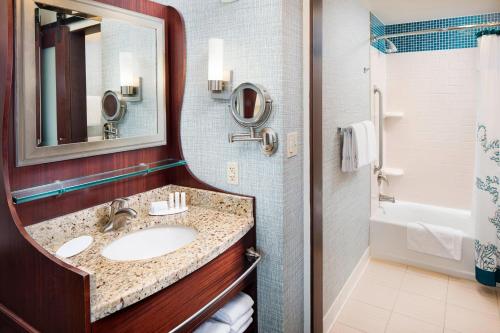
[
  {"x1": 56, "y1": 235, "x2": 93, "y2": 258},
  {"x1": 149, "y1": 207, "x2": 188, "y2": 216}
]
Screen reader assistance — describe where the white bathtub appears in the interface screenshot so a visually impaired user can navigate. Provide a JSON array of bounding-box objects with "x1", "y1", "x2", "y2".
[{"x1": 370, "y1": 201, "x2": 475, "y2": 279}]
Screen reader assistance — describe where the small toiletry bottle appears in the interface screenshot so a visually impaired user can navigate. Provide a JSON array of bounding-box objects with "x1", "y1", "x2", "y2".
[
  {"x1": 180, "y1": 192, "x2": 186, "y2": 209},
  {"x1": 174, "y1": 192, "x2": 180, "y2": 209},
  {"x1": 168, "y1": 193, "x2": 174, "y2": 210}
]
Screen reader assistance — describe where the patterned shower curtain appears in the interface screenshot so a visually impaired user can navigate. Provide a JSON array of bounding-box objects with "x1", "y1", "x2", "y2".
[{"x1": 474, "y1": 32, "x2": 500, "y2": 287}]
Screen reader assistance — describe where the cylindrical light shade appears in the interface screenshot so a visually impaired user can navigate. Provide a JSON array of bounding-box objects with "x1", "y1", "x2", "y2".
[
  {"x1": 119, "y1": 52, "x2": 134, "y2": 87},
  {"x1": 208, "y1": 38, "x2": 224, "y2": 81}
]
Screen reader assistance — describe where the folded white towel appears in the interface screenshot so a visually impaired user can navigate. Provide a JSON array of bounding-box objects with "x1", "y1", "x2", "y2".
[
  {"x1": 235, "y1": 317, "x2": 253, "y2": 333},
  {"x1": 230, "y1": 308, "x2": 254, "y2": 333},
  {"x1": 212, "y1": 292, "x2": 254, "y2": 325},
  {"x1": 407, "y1": 222, "x2": 464, "y2": 261},
  {"x1": 341, "y1": 121, "x2": 377, "y2": 172},
  {"x1": 194, "y1": 319, "x2": 230, "y2": 333}
]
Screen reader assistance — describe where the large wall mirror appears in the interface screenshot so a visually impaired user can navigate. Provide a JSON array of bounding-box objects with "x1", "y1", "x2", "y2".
[{"x1": 15, "y1": 0, "x2": 166, "y2": 166}]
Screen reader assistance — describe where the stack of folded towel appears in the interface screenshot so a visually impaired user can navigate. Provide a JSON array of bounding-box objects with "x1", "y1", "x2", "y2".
[
  {"x1": 194, "y1": 292, "x2": 254, "y2": 333},
  {"x1": 341, "y1": 120, "x2": 377, "y2": 172}
]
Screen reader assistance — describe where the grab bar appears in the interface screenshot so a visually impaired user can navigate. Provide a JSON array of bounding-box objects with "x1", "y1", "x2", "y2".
[
  {"x1": 373, "y1": 86, "x2": 383, "y2": 173},
  {"x1": 169, "y1": 248, "x2": 261, "y2": 333}
]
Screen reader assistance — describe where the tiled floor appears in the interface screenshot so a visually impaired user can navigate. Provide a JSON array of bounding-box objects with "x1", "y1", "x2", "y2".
[{"x1": 331, "y1": 259, "x2": 500, "y2": 333}]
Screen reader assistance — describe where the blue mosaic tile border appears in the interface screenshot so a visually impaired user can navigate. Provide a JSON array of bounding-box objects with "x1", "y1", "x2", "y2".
[
  {"x1": 371, "y1": 12, "x2": 500, "y2": 53},
  {"x1": 370, "y1": 13, "x2": 386, "y2": 53}
]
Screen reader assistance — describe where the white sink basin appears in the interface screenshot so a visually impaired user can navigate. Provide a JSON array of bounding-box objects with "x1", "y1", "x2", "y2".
[{"x1": 101, "y1": 225, "x2": 198, "y2": 261}]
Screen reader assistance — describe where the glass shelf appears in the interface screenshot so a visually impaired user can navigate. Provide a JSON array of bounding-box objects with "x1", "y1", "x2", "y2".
[{"x1": 12, "y1": 159, "x2": 187, "y2": 204}]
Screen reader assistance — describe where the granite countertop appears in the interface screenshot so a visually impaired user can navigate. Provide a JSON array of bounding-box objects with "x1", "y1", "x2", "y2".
[{"x1": 25, "y1": 185, "x2": 254, "y2": 322}]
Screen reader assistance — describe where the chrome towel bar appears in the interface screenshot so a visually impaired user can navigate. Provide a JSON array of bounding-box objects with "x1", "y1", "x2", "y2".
[{"x1": 169, "y1": 247, "x2": 261, "y2": 333}]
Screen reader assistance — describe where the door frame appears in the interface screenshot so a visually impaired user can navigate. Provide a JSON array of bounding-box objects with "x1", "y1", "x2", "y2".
[{"x1": 310, "y1": 0, "x2": 323, "y2": 332}]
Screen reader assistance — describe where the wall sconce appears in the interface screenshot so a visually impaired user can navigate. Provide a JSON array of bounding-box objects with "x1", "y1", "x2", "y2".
[
  {"x1": 208, "y1": 38, "x2": 233, "y2": 100},
  {"x1": 119, "y1": 52, "x2": 142, "y2": 102}
]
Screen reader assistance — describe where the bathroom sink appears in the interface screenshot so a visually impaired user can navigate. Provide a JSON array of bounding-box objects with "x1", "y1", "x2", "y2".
[{"x1": 101, "y1": 225, "x2": 198, "y2": 261}]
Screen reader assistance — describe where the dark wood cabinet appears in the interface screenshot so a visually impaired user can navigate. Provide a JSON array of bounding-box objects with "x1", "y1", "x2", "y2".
[{"x1": 92, "y1": 229, "x2": 257, "y2": 333}]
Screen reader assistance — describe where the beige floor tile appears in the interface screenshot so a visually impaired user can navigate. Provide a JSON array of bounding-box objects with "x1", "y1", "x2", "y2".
[
  {"x1": 386, "y1": 313, "x2": 443, "y2": 333},
  {"x1": 448, "y1": 276, "x2": 479, "y2": 289},
  {"x1": 447, "y1": 281, "x2": 498, "y2": 316},
  {"x1": 363, "y1": 259, "x2": 407, "y2": 289},
  {"x1": 449, "y1": 276, "x2": 497, "y2": 295},
  {"x1": 443, "y1": 329, "x2": 461, "y2": 333},
  {"x1": 330, "y1": 322, "x2": 364, "y2": 333},
  {"x1": 498, "y1": 290, "x2": 500, "y2": 314},
  {"x1": 406, "y1": 265, "x2": 449, "y2": 281},
  {"x1": 393, "y1": 291, "x2": 446, "y2": 326},
  {"x1": 337, "y1": 300, "x2": 391, "y2": 333},
  {"x1": 401, "y1": 271, "x2": 448, "y2": 301},
  {"x1": 350, "y1": 278, "x2": 399, "y2": 310},
  {"x1": 445, "y1": 304, "x2": 500, "y2": 333}
]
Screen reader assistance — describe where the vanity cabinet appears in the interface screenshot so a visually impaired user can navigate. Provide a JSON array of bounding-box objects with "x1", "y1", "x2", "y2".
[{"x1": 92, "y1": 228, "x2": 257, "y2": 333}]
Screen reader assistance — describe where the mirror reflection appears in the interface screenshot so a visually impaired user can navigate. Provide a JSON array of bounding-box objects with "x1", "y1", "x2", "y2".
[
  {"x1": 35, "y1": 3, "x2": 158, "y2": 146},
  {"x1": 233, "y1": 87, "x2": 263, "y2": 121}
]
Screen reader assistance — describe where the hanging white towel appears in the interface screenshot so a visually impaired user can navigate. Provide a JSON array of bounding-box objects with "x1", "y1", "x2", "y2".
[
  {"x1": 407, "y1": 222, "x2": 464, "y2": 261},
  {"x1": 341, "y1": 120, "x2": 377, "y2": 172},
  {"x1": 194, "y1": 319, "x2": 231, "y2": 333},
  {"x1": 362, "y1": 120, "x2": 378, "y2": 163},
  {"x1": 352, "y1": 122, "x2": 369, "y2": 168},
  {"x1": 212, "y1": 292, "x2": 254, "y2": 325},
  {"x1": 229, "y1": 308, "x2": 254, "y2": 333}
]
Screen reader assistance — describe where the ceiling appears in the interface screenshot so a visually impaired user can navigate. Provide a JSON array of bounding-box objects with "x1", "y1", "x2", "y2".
[{"x1": 362, "y1": 0, "x2": 500, "y2": 25}]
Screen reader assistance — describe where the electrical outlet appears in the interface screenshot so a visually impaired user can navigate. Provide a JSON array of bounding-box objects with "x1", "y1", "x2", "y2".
[
  {"x1": 227, "y1": 162, "x2": 239, "y2": 185},
  {"x1": 287, "y1": 132, "x2": 298, "y2": 158}
]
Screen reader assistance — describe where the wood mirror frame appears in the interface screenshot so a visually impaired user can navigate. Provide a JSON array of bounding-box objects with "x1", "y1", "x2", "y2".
[{"x1": 0, "y1": 1, "x2": 256, "y2": 332}]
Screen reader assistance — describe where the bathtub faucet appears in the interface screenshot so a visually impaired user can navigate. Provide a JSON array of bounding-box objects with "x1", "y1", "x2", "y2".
[
  {"x1": 377, "y1": 171, "x2": 395, "y2": 203},
  {"x1": 379, "y1": 193, "x2": 395, "y2": 203}
]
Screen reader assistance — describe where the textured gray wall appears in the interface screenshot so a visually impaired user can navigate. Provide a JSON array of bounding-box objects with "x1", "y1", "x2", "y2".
[
  {"x1": 152, "y1": 1, "x2": 304, "y2": 331},
  {"x1": 322, "y1": 0, "x2": 371, "y2": 313},
  {"x1": 282, "y1": 0, "x2": 305, "y2": 332}
]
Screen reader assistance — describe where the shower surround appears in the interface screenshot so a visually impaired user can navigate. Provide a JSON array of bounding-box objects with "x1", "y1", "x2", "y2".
[
  {"x1": 369, "y1": 13, "x2": 500, "y2": 210},
  {"x1": 369, "y1": 11, "x2": 500, "y2": 284}
]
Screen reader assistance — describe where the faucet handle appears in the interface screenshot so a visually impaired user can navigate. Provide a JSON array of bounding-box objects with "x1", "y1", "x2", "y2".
[
  {"x1": 109, "y1": 198, "x2": 129, "y2": 216},
  {"x1": 377, "y1": 172, "x2": 389, "y2": 186},
  {"x1": 110, "y1": 197, "x2": 128, "y2": 207},
  {"x1": 111, "y1": 208, "x2": 137, "y2": 230}
]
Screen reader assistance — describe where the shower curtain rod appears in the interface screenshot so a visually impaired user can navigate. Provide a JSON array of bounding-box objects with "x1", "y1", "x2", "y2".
[{"x1": 372, "y1": 21, "x2": 500, "y2": 42}]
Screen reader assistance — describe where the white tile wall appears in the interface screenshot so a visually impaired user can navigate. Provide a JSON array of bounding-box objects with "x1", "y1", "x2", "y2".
[
  {"x1": 370, "y1": 47, "x2": 387, "y2": 215},
  {"x1": 372, "y1": 48, "x2": 477, "y2": 210}
]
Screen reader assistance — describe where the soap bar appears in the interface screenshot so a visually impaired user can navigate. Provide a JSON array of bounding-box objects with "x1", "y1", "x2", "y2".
[
  {"x1": 150, "y1": 201, "x2": 169, "y2": 215},
  {"x1": 149, "y1": 196, "x2": 188, "y2": 216},
  {"x1": 56, "y1": 235, "x2": 93, "y2": 258}
]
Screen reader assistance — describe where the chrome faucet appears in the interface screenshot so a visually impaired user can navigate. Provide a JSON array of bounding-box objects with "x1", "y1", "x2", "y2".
[
  {"x1": 379, "y1": 193, "x2": 396, "y2": 203},
  {"x1": 100, "y1": 198, "x2": 137, "y2": 232},
  {"x1": 376, "y1": 171, "x2": 395, "y2": 203}
]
